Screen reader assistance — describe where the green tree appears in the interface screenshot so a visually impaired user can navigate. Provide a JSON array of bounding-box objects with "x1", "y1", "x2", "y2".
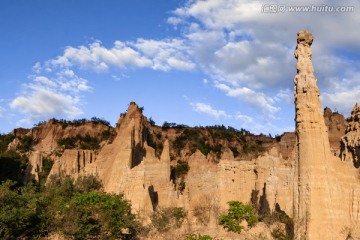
[
  {"x1": 0, "y1": 181, "x2": 44, "y2": 238},
  {"x1": 218, "y1": 201, "x2": 258, "y2": 233},
  {"x1": 186, "y1": 233, "x2": 223, "y2": 240},
  {"x1": 151, "y1": 207, "x2": 187, "y2": 232}
]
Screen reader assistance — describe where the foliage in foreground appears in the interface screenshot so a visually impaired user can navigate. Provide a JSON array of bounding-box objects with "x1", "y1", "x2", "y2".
[
  {"x1": 186, "y1": 233, "x2": 223, "y2": 240},
  {"x1": 151, "y1": 207, "x2": 187, "y2": 232},
  {"x1": 0, "y1": 176, "x2": 139, "y2": 239},
  {"x1": 218, "y1": 201, "x2": 258, "y2": 233}
]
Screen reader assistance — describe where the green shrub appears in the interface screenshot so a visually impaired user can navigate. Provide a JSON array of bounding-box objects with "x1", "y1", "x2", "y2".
[
  {"x1": 78, "y1": 134, "x2": 100, "y2": 150},
  {"x1": 17, "y1": 135, "x2": 33, "y2": 152},
  {"x1": 68, "y1": 191, "x2": 138, "y2": 239},
  {"x1": 186, "y1": 233, "x2": 223, "y2": 240},
  {"x1": 178, "y1": 179, "x2": 186, "y2": 193},
  {"x1": 218, "y1": 201, "x2": 258, "y2": 233},
  {"x1": 173, "y1": 160, "x2": 189, "y2": 177},
  {"x1": 74, "y1": 175, "x2": 102, "y2": 193},
  {"x1": 0, "y1": 176, "x2": 139, "y2": 239},
  {"x1": 243, "y1": 142, "x2": 265, "y2": 155},
  {"x1": 229, "y1": 147, "x2": 240, "y2": 158},
  {"x1": 261, "y1": 210, "x2": 294, "y2": 240},
  {"x1": 0, "y1": 151, "x2": 28, "y2": 184},
  {"x1": 57, "y1": 137, "x2": 76, "y2": 149},
  {"x1": 38, "y1": 157, "x2": 54, "y2": 187},
  {"x1": 146, "y1": 128, "x2": 163, "y2": 157},
  {"x1": 0, "y1": 181, "x2": 44, "y2": 238},
  {"x1": 0, "y1": 134, "x2": 15, "y2": 152},
  {"x1": 57, "y1": 134, "x2": 100, "y2": 150},
  {"x1": 151, "y1": 207, "x2": 187, "y2": 232}
]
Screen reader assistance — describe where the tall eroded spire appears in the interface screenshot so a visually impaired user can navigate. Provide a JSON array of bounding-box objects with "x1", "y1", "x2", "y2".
[{"x1": 293, "y1": 30, "x2": 333, "y2": 240}]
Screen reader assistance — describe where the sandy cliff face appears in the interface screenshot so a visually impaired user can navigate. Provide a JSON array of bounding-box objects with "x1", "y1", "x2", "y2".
[
  {"x1": 42, "y1": 92, "x2": 360, "y2": 239},
  {"x1": 22, "y1": 31, "x2": 360, "y2": 239},
  {"x1": 44, "y1": 102, "x2": 295, "y2": 224},
  {"x1": 293, "y1": 30, "x2": 360, "y2": 240},
  {"x1": 31, "y1": 119, "x2": 111, "y2": 153},
  {"x1": 324, "y1": 107, "x2": 347, "y2": 153}
]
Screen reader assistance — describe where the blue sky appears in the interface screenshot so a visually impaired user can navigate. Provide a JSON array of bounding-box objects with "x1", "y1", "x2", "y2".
[{"x1": 1, "y1": 0, "x2": 360, "y2": 135}]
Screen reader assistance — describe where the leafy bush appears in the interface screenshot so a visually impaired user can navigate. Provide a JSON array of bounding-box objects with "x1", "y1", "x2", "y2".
[
  {"x1": 0, "y1": 151, "x2": 28, "y2": 184},
  {"x1": 0, "y1": 181, "x2": 44, "y2": 238},
  {"x1": 229, "y1": 147, "x2": 240, "y2": 158},
  {"x1": 0, "y1": 176, "x2": 139, "y2": 239},
  {"x1": 0, "y1": 134, "x2": 15, "y2": 152},
  {"x1": 51, "y1": 117, "x2": 111, "y2": 127},
  {"x1": 17, "y1": 135, "x2": 33, "y2": 152},
  {"x1": 145, "y1": 128, "x2": 163, "y2": 157},
  {"x1": 67, "y1": 191, "x2": 138, "y2": 239},
  {"x1": 261, "y1": 209, "x2": 294, "y2": 240},
  {"x1": 79, "y1": 134, "x2": 100, "y2": 150},
  {"x1": 243, "y1": 142, "x2": 265, "y2": 155},
  {"x1": 218, "y1": 201, "x2": 258, "y2": 233},
  {"x1": 151, "y1": 207, "x2": 187, "y2": 232},
  {"x1": 74, "y1": 175, "x2": 102, "y2": 193},
  {"x1": 57, "y1": 134, "x2": 100, "y2": 150},
  {"x1": 186, "y1": 233, "x2": 223, "y2": 240},
  {"x1": 38, "y1": 157, "x2": 54, "y2": 187},
  {"x1": 172, "y1": 128, "x2": 223, "y2": 157},
  {"x1": 172, "y1": 160, "x2": 189, "y2": 177},
  {"x1": 57, "y1": 137, "x2": 76, "y2": 149}
]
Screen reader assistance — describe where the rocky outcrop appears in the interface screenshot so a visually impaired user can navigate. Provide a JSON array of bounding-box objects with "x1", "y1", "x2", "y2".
[
  {"x1": 293, "y1": 30, "x2": 360, "y2": 239},
  {"x1": 6, "y1": 29, "x2": 360, "y2": 240},
  {"x1": 293, "y1": 30, "x2": 334, "y2": 239},
  {"x1": 47, "y1": 150, "x2": 96, "y2": 180},
  {"x1": 324, "y1": 107, "x2": 347, "y2": 152},
  {"x1": 277, "y1": 132, "x2": 296, "y2": 160},
  {"x1": 341, "y1": 103, "x2": 360, "y2": 166},
  {"x1": 24, "y1": 151, "x2": 43, "y2": 182},
  {"x1": 31, "y1": 119, "x2": 111, "y2": 153}
]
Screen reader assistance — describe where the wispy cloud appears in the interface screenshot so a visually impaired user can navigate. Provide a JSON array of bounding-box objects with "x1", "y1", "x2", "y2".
[
  {"x1": 215, "y1": 82, "x2": 279, "y2": 117},
  {"x1": 9, "y1": 0, "x2": 360, "y2": 133},
  {"x1": 10, "y1": 63, "x2": 90, "y2": 125},
  {"x1": 191, "y1": 102, "x2": 231, "y2": 119},
  {"x1": 50, "y1": 39, "x2": 195, "y2": 72}
]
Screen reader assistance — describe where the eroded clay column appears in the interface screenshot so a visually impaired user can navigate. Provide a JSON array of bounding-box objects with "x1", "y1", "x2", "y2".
[{"x1": 293, "y1": 30, "x2": 333, "y2": 240}]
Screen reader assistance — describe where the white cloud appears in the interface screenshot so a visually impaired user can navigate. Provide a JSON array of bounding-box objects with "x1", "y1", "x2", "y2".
[
  {"x1": 132, "y1": 38, "x2": 195, "y2": 71},
  {"x1": 50, "y1": 41, "x2": 152, "y2": 72},
  {"x1": 275, "y1": 89, "x2": 293, "y2": 105},
  {"x1": 33, "y1": 62, "x2": 42, "y2": 74},
  {"x1": 10, "y1": 85, "x2": 82, "y2": 123},
  {"x1": 167, "y1": 16, "x2": 182, "y2": 25},
  {"x1": 11, "y1": 0, "x2": 360, "y2": 135},
  {"x1": 11, "y1": 63, "x2": 91, "y2": 125},
  {"x1": 34, "y1": 76, "x2": 57, "y2": 87},
  {"x1": 215, "y1": 82, "x2": 280, "y2": 116},
  {"x1": 50, "y1": 39, "x2": 195, "y2": 72},
  {"x1": 191, "y1": 102, "x2": 230, "y2": 119},
  {"x1": 169, "y1": 0, "x2": 360, "y2": 133},
  {"x1": 235, "y1": 112, "x2": 253, "y2": 124}
]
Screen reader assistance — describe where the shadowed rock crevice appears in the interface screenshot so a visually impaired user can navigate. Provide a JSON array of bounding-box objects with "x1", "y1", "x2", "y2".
[
  {"x1": 259, "y1": 183, "x2": 270, "y2": 216},
  {"x1": 131, "y1": 143, "x2": 144, "y2": 168},
  {"x1": 148, "y1": 185, "x2": 159, "y2": 211},
  {"x1": 250, "y1": 183, "x2": 270, "y2": 216}
]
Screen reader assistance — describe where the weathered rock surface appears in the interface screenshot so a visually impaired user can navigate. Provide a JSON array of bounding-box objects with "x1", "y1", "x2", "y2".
[
  {"x1": 31, "y1": 119, "x2": 111, "y2": 153},
  {"x1": 341, "y1": 103, "x2": 360, "y2": 167},
  {"x1": 293, "y1": 30, "x2": 360, "y2": 240},
  {"x1": 324, "y1": 107, "x2": 347, "y2": 152},
  {"x1": 18, "y1": 31, "x2": 360, "y2": 239}
]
